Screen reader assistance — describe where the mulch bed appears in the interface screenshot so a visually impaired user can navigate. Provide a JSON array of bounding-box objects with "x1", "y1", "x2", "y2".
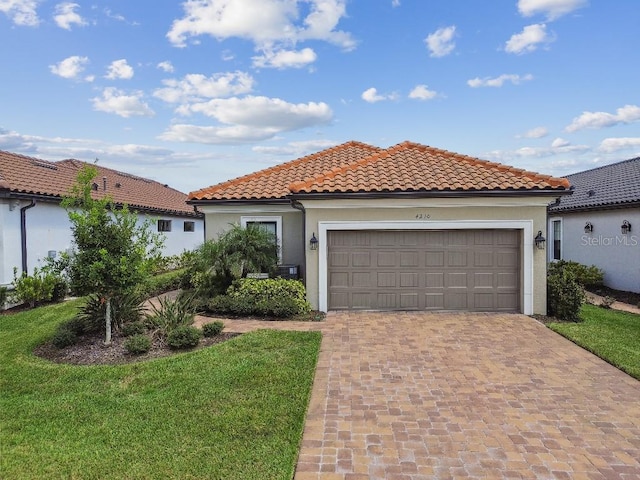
[{"x1": 34, "y1": 331, "x2": 241, "y2": 366}]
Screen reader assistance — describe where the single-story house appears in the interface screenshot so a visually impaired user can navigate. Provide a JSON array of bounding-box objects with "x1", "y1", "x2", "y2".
[
  {"x1": 189, "y1": 141, "x2": 570, "y2": 315},
  {"x1": 547, "y1": 157, "x2": 639, "y2": 293},
  {"x1": 0, "y1": 150, "x2": 204, "y2": 287}
]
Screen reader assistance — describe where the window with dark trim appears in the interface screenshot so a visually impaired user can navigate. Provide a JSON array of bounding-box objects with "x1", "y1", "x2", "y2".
[
  {"x1": 552, "y1": 220, "x2": 562, "y2": 260},
  {"x1": 183, "y1": 221, "x2": 195, "y2": 232},
  {"x1": 158, "y1": 220, "x2": 172, "y2": 232}
]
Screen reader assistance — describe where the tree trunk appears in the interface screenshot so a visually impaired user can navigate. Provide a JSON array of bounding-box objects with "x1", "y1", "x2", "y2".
[{"x1": 104, "y1": 297, "x2": 112, "y2": 345}]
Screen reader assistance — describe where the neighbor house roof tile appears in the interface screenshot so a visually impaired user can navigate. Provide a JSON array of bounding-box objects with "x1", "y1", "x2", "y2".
[
  {"x1": 188, "y1": 140, "x2": 569, "y2": 202},
  {"x1": 0, "y1": 150, "x2": 197, "y2": 216},
  {"x1": 548, "y1": 157, "x2": 640, "y2": 212}
]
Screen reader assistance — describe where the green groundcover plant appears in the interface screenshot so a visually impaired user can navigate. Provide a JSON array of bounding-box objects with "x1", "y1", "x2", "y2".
[{"x1": 0, "y1": 299, "x2": 321, "y2": 479}]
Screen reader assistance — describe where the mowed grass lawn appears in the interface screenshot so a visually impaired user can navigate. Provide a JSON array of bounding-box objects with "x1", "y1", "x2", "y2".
[
  {"x1": 549, "y1": 304, "x2": 640, "y2": 380},
  {"x1": 0, "y1": 299, "x2": 321, "y2": 480}
]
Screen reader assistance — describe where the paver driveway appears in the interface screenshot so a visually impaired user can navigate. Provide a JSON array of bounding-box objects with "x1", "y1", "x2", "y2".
[{"x1": 289, "y1": 312, "x2": 640, "y2": 479}]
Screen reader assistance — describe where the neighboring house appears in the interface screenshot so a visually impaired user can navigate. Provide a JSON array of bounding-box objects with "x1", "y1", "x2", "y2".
[
  {"x1": 189, "y1": 141, "x2": 570, "y2": 315},
  {"x1": 547, "y1": 158, "x2": 640, "y2": 293},
  {"x1": 0, "y1": 151, "x2": 204, "y2": 287}
]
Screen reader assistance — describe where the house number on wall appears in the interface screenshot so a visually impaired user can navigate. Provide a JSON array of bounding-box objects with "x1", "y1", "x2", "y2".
[{"x1": 415, "y1": 213, "x2": 431, "y2": 219}]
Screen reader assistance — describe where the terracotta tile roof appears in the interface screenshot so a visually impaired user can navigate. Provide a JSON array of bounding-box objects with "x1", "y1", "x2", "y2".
[
  {"x1": 189, "y1": 141, "x2": 569, "y2": 202},
  {"x1": 188, "y1": 141, "x2": 382, "y2": 200},
  {"x1": 548, "y1": 157, "x2": 640, "y2": 212},
  {"x1": 0, "y1": 150, "x2": 198, "y2": 216}
]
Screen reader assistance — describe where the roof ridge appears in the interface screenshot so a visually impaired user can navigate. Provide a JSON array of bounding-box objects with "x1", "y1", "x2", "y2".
[{"x1": 189, "y1": 140, "x2": 380, "y2": 197}]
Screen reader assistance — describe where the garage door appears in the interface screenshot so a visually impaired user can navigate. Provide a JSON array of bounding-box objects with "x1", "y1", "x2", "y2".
[{"x1": 327, "y1": 230, "x2": 520, "y2": 311}]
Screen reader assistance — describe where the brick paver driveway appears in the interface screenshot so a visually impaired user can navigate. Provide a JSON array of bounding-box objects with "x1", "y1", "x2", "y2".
[{"x1": 290, "y1": 312, "x2": 640, "y2": 479}]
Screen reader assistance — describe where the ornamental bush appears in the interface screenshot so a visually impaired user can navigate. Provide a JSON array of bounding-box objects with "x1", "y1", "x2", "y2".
[
  {"x1": 52, "y1": 325, "x2": 78, "y2": 349},
  {"x1": 124, "y1": 334, "x2": 152, "y2": 354},
  {"x1": 547, "y1": 268, "x2": 585, "y2": 322},
  {"x1": 121, "y1": 321, "x2": 146, "y2": 337},
  {"x1": 227, "y1": 278, "x2": 311, "y2": 315},
  {"x1": 548, "y1": 260, "x2": 603, "y2": 288},
  {"x1": 202, "y1": 320, "x2": 224, "y2": 337},
  {"x1": 166, "y1": 325, "x2": 202, "y2": 349}
]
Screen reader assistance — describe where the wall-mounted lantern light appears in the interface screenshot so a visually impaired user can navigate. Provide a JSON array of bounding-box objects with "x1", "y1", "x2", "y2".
[
  {"x1": 534, "y1": 230, "x2": 546, "y2": 250},
  {"x1": 584, "y1": 222, "x2": 593, "y2": 233},
  {"x1": 309, "y1": 232, "x2": 319, "y2": 250},
  {"x1": 621, "y1": 220, "x2": 632, "y2": 234}
]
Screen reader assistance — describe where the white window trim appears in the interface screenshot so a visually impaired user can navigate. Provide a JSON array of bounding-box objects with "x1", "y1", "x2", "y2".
[
  {"x1": 317, "y1": 220, "x2": 534, "y2": 315},
  {"x1": 240, "y1": 216, "x2": 283, "y2": 263},
  {"x1": 548, "y1": 217, "x2": 563, "y2": 262}
]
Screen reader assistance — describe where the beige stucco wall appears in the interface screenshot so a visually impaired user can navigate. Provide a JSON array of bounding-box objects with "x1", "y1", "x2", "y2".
[{"x1": 299, "y1": 196, "x2": 554, "y2": 315}]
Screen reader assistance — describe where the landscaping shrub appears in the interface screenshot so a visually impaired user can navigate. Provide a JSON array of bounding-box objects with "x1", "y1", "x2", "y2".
[
  {"x1": 548, "y1": 268, "x2": 585, "y2": 322},
  {"x1": 166, "y1": 325, "x2": 202, "y2": 349},
  {"x1": 10, "y1": 267, "x2": 57, "y2": 308},
  {"x1": 202, "y1": 320, "x2": 224, "y2": 337},
  {"x1": 76, "y1": 292, "x2": 144, "y2": 333},
  {"x1": 0, "y1": 286, "x2": 7, "y2": 308},
  {"x1": 51, "y1": 325, "x2": 78, "y2": 349},
  {"x1": 227, "y1": 278, "x2": 311, "y2": 315},
  {"x1": 59, "y1": 316, "x2": 88, "y2": 335},
  {"x1": 121, "y1": 321, "x2": 146, "y2": 337},
  {"x1": 124, "y1": 334, "x2": 152, "y2": 354},
  {"x1": 548, "y1": 260, "x2": 604, "y2": 288},
  {"x1": 145, "y1": 295, "x2": 195, "y2": 338},
  {"x1": 137, "y1": 269, "x2": 184, "y2": 299},
  {"x1": 50, "y1": 277, "x2": 68, "y2": 302},
  {"x1": 207, "y1": 295, "x2": 255, "y2": 316}
]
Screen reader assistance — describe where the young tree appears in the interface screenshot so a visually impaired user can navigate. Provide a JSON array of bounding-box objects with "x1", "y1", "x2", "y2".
[{"x1": 62, "y1": 166, "x2": 164, "y2": 344}]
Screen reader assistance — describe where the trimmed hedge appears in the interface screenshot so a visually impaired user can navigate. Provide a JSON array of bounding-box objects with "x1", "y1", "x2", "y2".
[{"x1": 227, "y1": 278, "x2": 311, "y2": 314}]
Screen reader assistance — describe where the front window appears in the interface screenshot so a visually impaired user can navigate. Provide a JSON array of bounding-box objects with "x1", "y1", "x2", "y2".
[
  {"x1": 158, "y1": 219, "x2": 172, "y2": 232},
  {"x1": 240, "y1": 216, "x2": 282, "y2": 263},
  {"x1": 552, "y1": 219, "x2": 562, "y2": 260}
]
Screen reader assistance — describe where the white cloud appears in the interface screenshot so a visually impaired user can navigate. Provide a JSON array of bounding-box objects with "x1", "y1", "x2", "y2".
[
  {"x1": 518, "y1": 0, "x2": 588, "y2": 21},
  {"x1": 425, "y1": 26, "x2": 456, "y2": 58},
  {"x1": 551, "y1": 137, "x2": 570, "y2": 148},
  {"x1": 0, "y1": 0, "x2": 39, "y2": 26},
  {"x1": 565, "y1": 104, "x2": 640, "y2": 132},
  {"x1": 391, "y1": 0, "x2": 400, "y2": 6},
  {"x1": 598, "y1": 137, "x2": 640, "y2": 153},
  {"x1": 505, "y1": 23, "x2": 552, "y2": 54},
  {"x1": 157, "y1": 61, "x2": 174, "y2": 73},
  {"x1": 105, "y1": 59, "x2": 134, "y2": 80},
  {"x1": 361, "y1": 87, "x2": 397, "y2": 103},
  {"x1": 153, "y1": 71, "x2": 254, "y2": 104},
  {"x1": 160, "y1": 96, "x2": 332, "y2": 145},
  {"x1": 92, "y1": 87, "x2": 154, "y2": 118},
  {"x1": 53, "y1": 2, "x2": 86, "y2": 30},
  {"x1": 167, "y1": 0, "x2": 355, "y2": 51},
  {"x1": 467, "y1": 73, "x2": 533, "y2": 88},
  {"x1": 519, "y1": 126, "x2": 548, "y2": 138},
  {"x1": 49, "y1": 55, "x2": 89, "y2": 79},
  {"x1": 252, "y1": 47, "x2": 317, "y2": 69},
  {"x1": 408, "y1": 85, "x2": 437, "y2": 101},
  {"x1": 253, "y1": 139, "x2": 338, "y2": 156}
]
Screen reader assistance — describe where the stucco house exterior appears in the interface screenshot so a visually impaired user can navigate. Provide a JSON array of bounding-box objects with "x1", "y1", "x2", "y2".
[
  {"x1": 547, "y1": 157, "x2": 639, "y2": 293},
  {"x1": 189, "y1": 141, "x2": 570, "y2": 315},
  {"x1": 0, "y1": 150, "x2": 204, "y2": 288}
]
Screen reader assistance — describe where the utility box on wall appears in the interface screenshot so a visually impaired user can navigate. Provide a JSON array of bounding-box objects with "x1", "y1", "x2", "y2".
[{"x1": 276, "y1": 264, "x2": 299, "y2": 280}]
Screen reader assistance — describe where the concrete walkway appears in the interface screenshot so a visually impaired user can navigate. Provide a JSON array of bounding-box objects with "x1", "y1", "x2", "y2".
[{"x1": 205, "y1": 311, "x2": 640, "y2": 480}]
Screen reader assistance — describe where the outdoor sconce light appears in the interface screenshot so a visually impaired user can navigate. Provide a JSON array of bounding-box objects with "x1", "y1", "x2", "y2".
[
  {"x1": 621, "y1": 220, "x2": 632, "y2": 234},
  {"x1": 534, "y1": 230, "x2": 546, "y2": 250},
  {"x1": 309, "y1": 232, "x2": 319, "y2": 250},
  {"x1": 584, "y1": 222, "x2": 593, "y2": 233}
]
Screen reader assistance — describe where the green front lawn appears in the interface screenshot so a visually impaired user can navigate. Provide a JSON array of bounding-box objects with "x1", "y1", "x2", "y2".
[
  {"x1": 0, "y1": 300, "x2": 321, "y2": 479},
  {"x1": 549, "y1": 304, "x2": 640, "y2": 380}
]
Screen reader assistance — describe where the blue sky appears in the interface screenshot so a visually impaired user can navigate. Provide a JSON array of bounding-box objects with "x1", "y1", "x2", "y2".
[{"x1": 1, "y1": 0, "x2": 639, "y2": 194}]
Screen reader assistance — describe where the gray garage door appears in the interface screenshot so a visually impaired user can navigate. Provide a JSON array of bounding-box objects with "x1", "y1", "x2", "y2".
[{"x1": 328, "y1": 230, "x2": 520, "y2": 311}]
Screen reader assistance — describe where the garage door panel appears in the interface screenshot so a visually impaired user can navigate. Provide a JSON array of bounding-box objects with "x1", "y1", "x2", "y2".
[
  {"x1": 353, "y1": 272, "x2": 371, "y2": 287},
  {"x1": 377, "y1": 272, "x2": 396, "y2": 287},
  {"x1": 377, "y1": 251, "x2": 397, "y2": 267},
  {"x1": 327, "y1": 230, "x2": 520, "y2": 312},
  {"x1": 400, "y1": 272, "x2": 418, "y2": 287},
  {"x1": 426, "y1": 251, "x2": 445, "y2": 267}
]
